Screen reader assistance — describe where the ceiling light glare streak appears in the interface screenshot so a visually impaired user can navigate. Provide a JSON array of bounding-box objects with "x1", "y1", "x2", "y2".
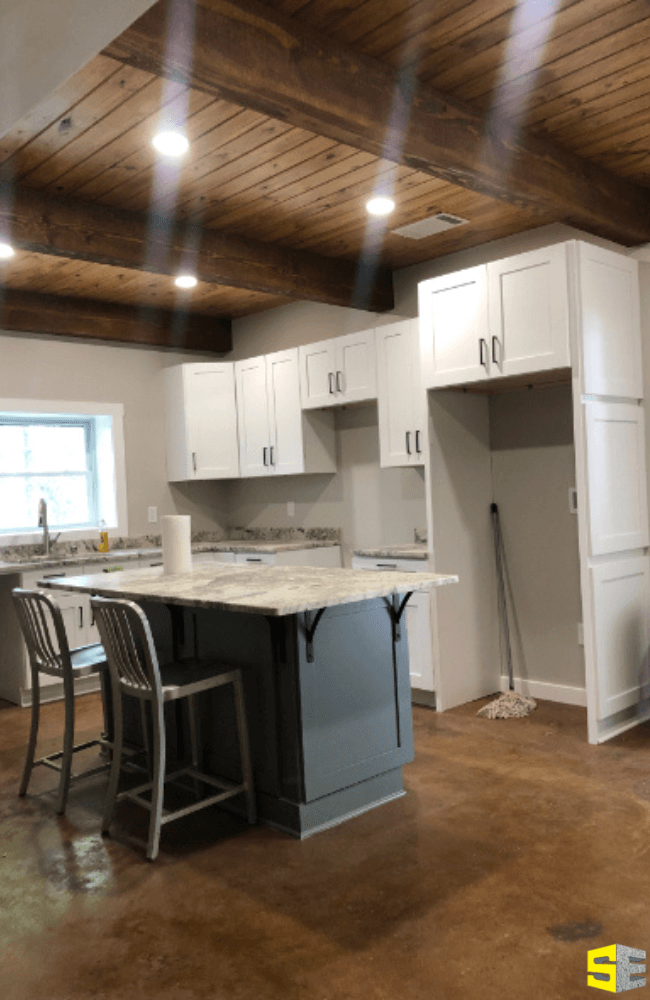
[
  {"x1": 0, "y1": 242, "x2": 15, "y2": 259},
  {"x1": 152, "y1": 131, "x2": 189, "y2": 157}
]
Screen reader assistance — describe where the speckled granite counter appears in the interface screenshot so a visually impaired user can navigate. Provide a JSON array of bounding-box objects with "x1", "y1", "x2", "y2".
[
  {"x1": 44, "y1": 563, "x2": 455, "y2": 617},
  {"x1": 353, "y1": 544, "x2": 429, "y2": 561},
  {"x1": 0, "y1": 539, "x2": 339, "y2": 577}
]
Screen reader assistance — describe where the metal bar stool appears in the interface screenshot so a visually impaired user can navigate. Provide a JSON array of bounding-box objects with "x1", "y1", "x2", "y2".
[
  {"x1": 12, "y1": 587, "x2": 111, "y2": 815},
  {"x1": 91, "y1": 596, "x2": 256, "y2": 861}
]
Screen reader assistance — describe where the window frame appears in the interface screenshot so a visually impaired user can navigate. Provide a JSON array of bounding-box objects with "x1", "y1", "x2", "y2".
[{"x1": 0, "y1": 399, "x2": 128, "y2": 544}]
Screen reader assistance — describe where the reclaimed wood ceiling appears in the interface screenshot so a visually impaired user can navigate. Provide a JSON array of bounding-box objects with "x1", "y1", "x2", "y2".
[{"x1": 1, "y1": 0, "x2": 650, "y2": 347}]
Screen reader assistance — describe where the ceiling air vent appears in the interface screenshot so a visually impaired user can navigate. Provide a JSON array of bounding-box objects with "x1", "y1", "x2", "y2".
[{"x1": 391, "y1": 212, "x2": 468, "y2": 240}]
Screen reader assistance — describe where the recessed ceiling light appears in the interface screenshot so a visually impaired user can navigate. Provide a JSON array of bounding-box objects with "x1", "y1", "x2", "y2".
[
  {"x1": 152, "y1": 131, "x2": 189, "y2": 157},
  {"x1": 0, "y1": 242, "x2": 15, "y2": 259},
  {"x1": 366, "y1": 196, "x2": 395, "y2": 217},
  {"x1": 175, "y1": 274, "x2": 198, "y2": 289}
]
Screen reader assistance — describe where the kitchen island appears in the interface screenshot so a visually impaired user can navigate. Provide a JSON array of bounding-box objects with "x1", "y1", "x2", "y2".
[{"x1": 44, "y1": 563, "x2": 457, "y2": 837}]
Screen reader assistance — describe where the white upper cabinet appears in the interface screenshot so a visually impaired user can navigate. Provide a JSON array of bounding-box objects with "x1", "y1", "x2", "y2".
[
  {"x1": 419, "y1": 265, "x2": 490, "y2": 388},
  {"x1": 235, "y1": 355, "x2": 271, "y2": 478},
  {"x1": 298, "y1": 338, "x2": 337, "y2": 408},
  {"x1": 299, "y1": 329, "x2": 376, "y2": 408},
  {"x1": 376, "y1": 320, "x2": 426, "y2": 467},
  {"x1": 236, "y1": 348, "x2": 336, "y2": 478},
  {"x1": 164, "y1": 363, "x2": 240, "y2": 482},
  {"x1": 487, "y1": 244, "x2": 571, "y2": 377},
  {"x1": 266, "y1": 349, "x2": 305, "y2": 476},
  {"x1": 576, "y1": 243, "x2": 642, "y2": 399}
]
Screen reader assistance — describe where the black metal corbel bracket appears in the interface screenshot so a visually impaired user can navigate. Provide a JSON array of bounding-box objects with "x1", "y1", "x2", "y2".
[
  {"x1": 390, "y1": 592, "x2": 413, "y2": 642},
  {"x1": 305, "y1": 607, "x2": 327, "y2": 662}
]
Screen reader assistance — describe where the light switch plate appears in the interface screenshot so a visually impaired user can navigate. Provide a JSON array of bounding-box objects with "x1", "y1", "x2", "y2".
[{"x1": 148, "y1": 506, "x2": 158, "y2": 523}]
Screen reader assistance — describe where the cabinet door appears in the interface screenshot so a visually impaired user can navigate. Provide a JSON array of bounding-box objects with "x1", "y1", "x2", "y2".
[
  {"x1": 299, "y1": 339, "x2": 337, "y2": 409},
  {"x1": 585, "y1": 401, "x2": 649, "y2": 555},
  {"x1": 235, "y1": 357, "x2": 271, "y2": 478},
  {"x1": 266, "y1": 349, "x2": 304, "y2": 475},
  {"x1": 577, "y1": 242, "x2": 642, "y2": 398},
  {"x1": 376, "y1": 321, "x2": 417, "y2": 468},
  {"x1": 488, "y1": 244, "x2": 570, "y2": 377},
  {"x1": 335, "y1": 329, "x2": 377, "y2": 404},
  {"x1": 405, "y1": 591, "x2": 434, "y2": 692},
  {"x1": 184, "y1": 364, "x2": 240, "y2": 479},
  {"x1": 588, "y1": 557, "x2": 650, "y2": 742},
  {"x1": 418, "y1": 265, "x2": 490, "y2": 387}
]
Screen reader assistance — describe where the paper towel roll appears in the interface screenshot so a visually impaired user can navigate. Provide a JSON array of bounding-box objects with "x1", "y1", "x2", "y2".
[{"x1": 162, "y1": 515, "x2": 192, "y2": 575}]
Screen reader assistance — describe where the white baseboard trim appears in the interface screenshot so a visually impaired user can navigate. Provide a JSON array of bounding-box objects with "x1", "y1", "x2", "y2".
[{"x1": 500, "y1": 675, "x2": 586, "y2": 707}]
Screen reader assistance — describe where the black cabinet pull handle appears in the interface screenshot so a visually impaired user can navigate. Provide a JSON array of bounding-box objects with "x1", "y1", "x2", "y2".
[
  {"x1": 79, "y1": 606, "x2": 83, "y2": 629},
  {"x1": 406, "y1": 431, "x2": 411, "y2": 455},
  {"x1": 246, "y1": 557, "x2": 263, "y2": 563},
  {"x1": 479, "y1": 338, "x2": 488, "y2": 369},
  {"x1": 192, "y1": 451, "x2": 197, "y2": 473},
  {"x1": 263, "y1": 446, "x2": 268, "y2": 466},
  {"x1": 328, "y1": 372, "x2": 334, "y2": 394},
  {"x1": 415, "y1": 430, "x2": 421, "y2": 454},
  {"x1": 377, "y1": 563, "x2": 398, "y2": 569},
  {"x1": 336, "y1": 370, "x2": 343, "y2": 393},
  {"x1": 492, "y1": 336, "x2": 499, "y2": 365},
  {"x1": 269, "y1": 446, "x2": 274, "y2": 466}
]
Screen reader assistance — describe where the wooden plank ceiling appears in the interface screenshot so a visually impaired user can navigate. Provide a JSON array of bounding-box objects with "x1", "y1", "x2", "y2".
[{"x1": 0, "y1": 0, "x2": 649, "y2": 348}]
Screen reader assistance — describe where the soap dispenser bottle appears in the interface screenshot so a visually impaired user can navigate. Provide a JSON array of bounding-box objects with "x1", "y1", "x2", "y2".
[{"x1": 98, "y1": 520, "x2": 109, "y2": 553}]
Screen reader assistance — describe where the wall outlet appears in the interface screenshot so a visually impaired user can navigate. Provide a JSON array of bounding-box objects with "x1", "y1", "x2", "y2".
[
  {"x1": 287, "y1": 501, "x2": 295, "y2": 517},
  {"x1": 578, "y1": 622, "x2": 584, "y2": 646},
  {"x1": 148, "y1": 506, "x2": 158, "y2": 523}
]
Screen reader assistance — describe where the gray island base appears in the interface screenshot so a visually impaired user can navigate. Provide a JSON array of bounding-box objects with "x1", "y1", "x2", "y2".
[{"x1": 44, "y1": 565, "x2": 457, "y2": 838}]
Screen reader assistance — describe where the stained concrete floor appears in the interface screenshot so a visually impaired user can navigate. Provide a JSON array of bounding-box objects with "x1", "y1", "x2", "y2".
[{"x1": 2, "y1": 693, "x2": 650, "y2": 1000}]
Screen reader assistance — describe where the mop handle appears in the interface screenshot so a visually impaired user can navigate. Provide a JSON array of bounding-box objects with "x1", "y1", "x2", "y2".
[{"x1": 490, "y1": 502, "x2": 514, "y2": 692}]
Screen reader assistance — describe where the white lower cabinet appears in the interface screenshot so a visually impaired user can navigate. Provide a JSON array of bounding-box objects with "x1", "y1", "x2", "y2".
[
  {"x1": 236, "y1": 547, "x2": 342, "y2": 568},
  {"x1": 351, "y1": 556, "x2": 434, "y2": 702}
]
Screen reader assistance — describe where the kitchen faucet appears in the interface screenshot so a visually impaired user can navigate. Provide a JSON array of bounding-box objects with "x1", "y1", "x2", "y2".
[{"x1": 38, "y1": 499, "x2": 60, "y2": 556}]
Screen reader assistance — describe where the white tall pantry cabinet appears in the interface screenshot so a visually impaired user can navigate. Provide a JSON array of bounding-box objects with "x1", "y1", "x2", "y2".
[{"x1": 419, "y1": 240, "x2": 650, "y2": 744}]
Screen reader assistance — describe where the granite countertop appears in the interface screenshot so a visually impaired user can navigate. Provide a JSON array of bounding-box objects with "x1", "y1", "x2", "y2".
[
  {"x1": 43, "y1": 564, "x2": 457, "y2": 617},
  {"x1": 353, "y1": 544, "x2": 429, "y2": 561},
  {"x1": 0, "y1": 539, "x2": 340, "y2": 577}
]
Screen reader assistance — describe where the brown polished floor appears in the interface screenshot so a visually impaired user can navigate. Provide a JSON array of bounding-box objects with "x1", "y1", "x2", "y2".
[{"x1": 1, "y1": 693, "x2": 650, "y2": 1000}]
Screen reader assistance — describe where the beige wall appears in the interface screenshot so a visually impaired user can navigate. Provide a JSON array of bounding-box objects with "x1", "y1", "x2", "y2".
[{"x1": 0, "y1": 331, "x2": 230, "y2": 538}]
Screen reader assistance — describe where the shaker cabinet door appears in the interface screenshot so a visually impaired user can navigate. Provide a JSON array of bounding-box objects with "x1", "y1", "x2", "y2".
[
  {"x1": 299, "y1": 339, "x2": 337, "y2": 409},
  {"x1": 376, "y1": 320, "x2": 418, "y2": 468},
  {"x1": 487, "y1": 244, "x2": 570, "y2": 378},
  {"x1": 418, "y1": 265, "x2": 490, "y2": 388},
  {"x1": 577, "y1": 242, "x2": 642, "y2": 398},
  {"x1": 185, "y1": 364, "x2": 240, "y2": 480},
  {"x1": 235, "y1": 356, "x2": 271, "y2": 478},
  {"x1": 335, "y1": 329, "x2": 377, "y2": 404},
  {"x1": 266, "y1": 348, "x2": 305, "y2": 476}
]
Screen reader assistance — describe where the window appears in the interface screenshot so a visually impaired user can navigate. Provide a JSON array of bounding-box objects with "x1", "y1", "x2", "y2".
[
  {"x1": 0, "y1": 416, "x2": 97, "y2": 531},
  {"x1": 0, "y1": 400, "x2": 127, "y2": 541}
]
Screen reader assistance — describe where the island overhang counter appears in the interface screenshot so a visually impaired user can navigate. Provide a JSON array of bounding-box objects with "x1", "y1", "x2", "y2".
[{"x1": 43, "y1": 564, "x2": 457, "y2": 838}]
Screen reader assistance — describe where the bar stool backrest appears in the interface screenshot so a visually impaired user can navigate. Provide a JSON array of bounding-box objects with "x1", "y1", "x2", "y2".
[
  {"x1": 12, "y1": 588, "x2": 71, "y2": 678},
  {"x1": 91, "y1": 597, "x2": 163, "y2": 700}
]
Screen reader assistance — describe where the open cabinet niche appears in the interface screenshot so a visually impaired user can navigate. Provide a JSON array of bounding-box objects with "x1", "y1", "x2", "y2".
[
  {"x1": 422, "y1": 241, "x2": 650, "y2": 744},
  {"x1": 426, "y1": 381, "x2": 584, "y2": 716}
]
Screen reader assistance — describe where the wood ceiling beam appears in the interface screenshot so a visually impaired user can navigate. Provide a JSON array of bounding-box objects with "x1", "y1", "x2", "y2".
[
  {"x1": 103, "y1": 0, "x2": 650, "y2": 245},
  {"x1": 0, "y1": 186, "x2": 394, "y2": 313},
  {"x1": 0, "y1": 288, "x2": 232, "y2": 353}
]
